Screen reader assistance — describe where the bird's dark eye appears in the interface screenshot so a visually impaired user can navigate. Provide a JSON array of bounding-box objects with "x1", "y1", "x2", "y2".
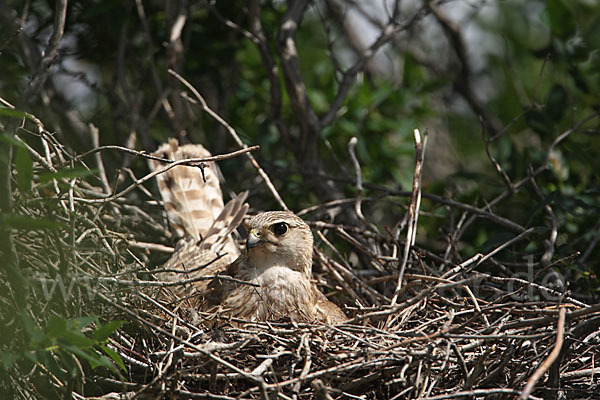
[{"x1": 271, "y1": 222, "x2": 288, "y2": 236}]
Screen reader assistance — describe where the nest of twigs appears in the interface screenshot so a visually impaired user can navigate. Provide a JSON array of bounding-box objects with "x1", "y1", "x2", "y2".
[{"x1": 7, "y1": 127, "x2": 600, "y2": 400}]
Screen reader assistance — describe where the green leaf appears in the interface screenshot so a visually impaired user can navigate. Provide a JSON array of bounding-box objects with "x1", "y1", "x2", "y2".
[
  {"x1": 1, "y1": 352, "x2": 21, "y2": 369},
  {"x1": 526, "y1": 191, "x2": 559, "y2": 226},
  {"x1": 101, "y1": 344, "x2": 127, "y2": 373},
  {"x1": 480, "y1": 232, "x2": 515, "y2": 253},
  {"x1": 72, "y1": 316, "x2": 98, "y2": 329},
  {"x1": 38, "y1": 350, "x2": 67, "y2": 380},
  {"x1": 94, "y1": 353, "x2": 120, "y2": 373},
  {"x1": 525, "y1": 109, "x2": 554, "y2": 136},
  {"x1": 63, "y1": 344, "x2": 103, "y2": 369},
  {"x1": 63, "y1": 330, "x2": 94, "y2": 348},
  {"x1": 2, "y1": 213, "x2": 62, "y2": 230},
  {"x1": 546, "y1": 0, "x2": 576, "y2": 39},
  {"x1": 57, "y1": 349, "x2": 79, "y2": 377},
  {"x1": 0, "y1": 108, "x2": 28, "y2": 119},
  {"x1": 15, "y1": 146, "x2": 34, "y2": 193},
  {"x1": 0, "y1": 133, "x2": 26, "y2": 147},
  {"x1": 23, "y1": 351, "x2": 38, "y2": 364},
  {"x1": 39, "y1": 167, "x2": 97, "y2": 184},
  {"x1": 545, "y1": 84, "x2": 567, "y2": 122},
  {"x1": 45, "y1": 316, "x2": 68, "y2": 339},
  {"x1": 93, "y1": 320, "x2": 124, "y2": 342},
  {"x1": 582, "y1": 16, "x2": 600, "y2": 51},
  {"x1": 307, "y1": 89, "x2": 328, "y2": 113},
  {"x1": 21, "y1": 314, "x2": 44, "y2": 344}
]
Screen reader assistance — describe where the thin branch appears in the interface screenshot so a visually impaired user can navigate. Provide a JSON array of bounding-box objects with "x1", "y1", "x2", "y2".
[
  {"x1": 428, "y1": 0, "x2": 503, "y2": 136},
  {"x1": 277, "y1": 0, "x2": 321, "y2": 146},
  {"x1": 481, "y1": 116, "x2": 513, "y2": 192},
  {"x1": 347, "y1": 137, "x2": 378, "y2": 232},
  {"x1": 95, "y1": 292, "x2": 264, "y2": 384},
  {"x1": 441, "y1": 227, "x2": 535, "y2": 280},
  {"x1": 20, "y1": 0, "x2": 68, "y2": 103},
  {"x1": 460, "y1": 110, "x2": 600, "y2": 234},
  {"x1": 89, "y1": 124, "x2": 111, "y2": 195},
  {"x1": 390, "y1": 129, "x2": 426, "y2": 306},
  {"x1": 168, "y1": 68, "x2": 289, "y2": 210},
  {"x1": 321, "y1": 5, "x2": 430, "y2": 127},
  {"x1": 71, "y1": 144, "x2": 257, "y2": 166},
  {"x1": 520, "y1": 307, "x2": 566, "y2": 399},
  {"x1": 248, "y1": 0, "x2": 290, "y2": 145},
  {"x1": 72, "y1": 146, "x2": 258, "y2": 203}
]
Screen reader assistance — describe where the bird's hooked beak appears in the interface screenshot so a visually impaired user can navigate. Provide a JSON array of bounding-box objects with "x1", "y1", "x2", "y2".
[{"x1": 246, "y1": 229, "x2": 263, "y2": 250}]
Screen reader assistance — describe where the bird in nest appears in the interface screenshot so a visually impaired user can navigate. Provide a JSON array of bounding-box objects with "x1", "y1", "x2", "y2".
[{"x1": 149, "y1": 139, "x2": 346, "y2": 325}]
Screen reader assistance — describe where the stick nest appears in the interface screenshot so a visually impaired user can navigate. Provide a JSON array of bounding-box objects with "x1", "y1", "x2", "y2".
[{"x1": 9, "y1": 135, "x2": 600, "y2": 400}]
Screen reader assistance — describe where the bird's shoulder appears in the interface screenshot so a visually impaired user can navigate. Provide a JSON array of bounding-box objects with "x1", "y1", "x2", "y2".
[{"x1": 312, "y1": 285, "x2": 347, "y2": 324}]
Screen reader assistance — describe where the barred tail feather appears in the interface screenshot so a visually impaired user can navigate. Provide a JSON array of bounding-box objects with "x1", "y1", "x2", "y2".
[
  {"x1": 149, "y1": 139, "x2": 249, "y2": 304},
  {"x1": 149, "y1": 139, "x2": 225, "y2": 241}
]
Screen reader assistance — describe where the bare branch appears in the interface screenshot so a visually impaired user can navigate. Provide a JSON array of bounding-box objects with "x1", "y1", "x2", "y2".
[
  {"x1": 20, "y1": 0, "x2": 67, "y2": 103},
  {"x1": 168, "y1": 69, "x2": 289, "y2": 210},
  {"x1": 520, "y1": 307, "x2": 566, "y2": 399},
  {"x1": 72, "y1": 146, "x2": 258, "y2": 204},
  {"x1": 347, "y1": 137, "x2": 378, "y2": 233},
  {"x1": 321, "y1": 4, "x2": 429, "y2": 127},
  {"x1": 390, "y1": 129, "x2": 426, "y2": 307}
]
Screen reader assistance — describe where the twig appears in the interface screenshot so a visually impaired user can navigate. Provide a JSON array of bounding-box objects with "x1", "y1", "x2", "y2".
[
  {"x1": 95, "y1": 292, "x2": 264, "y2": 384},
  {"x1": 320, "y1": 5, "x2": 430, "y2": 127},
  {"x1": 481, "y1": 116, "x2": 513, "y2": 192},
  {"x1": 520, "y1": 307, "x2": 566, "y2": 399},
  {"x1": 528, "y1": 169, "x2": 557, "y2": 265},
  {"x1": 248, "y1": 0, "x2": 291, "y2": 146},
  {"x1": 168, "y1": 68, "x2": 289, "y2": 210},
  {"x1": 20, "y1": 0, "x2": 67, "y2": 103},
  {"x1": 347, "y1": 137, "x2": 378, "y2": 232},
  {"x1": 72, "y1": 146, "x2": 258, "y2": 203},
  {"x1": 422, "y1": 388, "x2": 537, "y2": 400},
  {"x1": 89, "y1": 124, "x2": 111, "y2": 195},
  {"x1": 390, "y1": 129, "x2": 426, "y2": 306},
  {"x1": 579, "y1": 222, "x2": 600, "y2": 263},
  {"x1": 129, "y1": 241, "x2": 174, "y2": 253},
  {"x1": 428, "y1": 0, "x2": 503, "y2": 136},
  {"x1": 441, "y1": 227, "x2": 535, "y2": 280},
  {"x1": 312, "y1": 174, "x2": 526, "y2": 232},
  {"x1": 461, "y1": 110, "x2": 600, "y2": 234},
  {"x1": 251, "y1": 346, "x2": 286, "y2": 376},
  {"x1": 71, "y1": 144, "x2": 258, "y2": 166},
  {"x1": 83, "y1": 274, "x2": 260, "y2": 288}
]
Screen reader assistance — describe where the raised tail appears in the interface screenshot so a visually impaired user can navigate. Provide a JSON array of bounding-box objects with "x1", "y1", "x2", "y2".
[{"x1": 149, "y1": 138, "x2": 226, "y2": 242}]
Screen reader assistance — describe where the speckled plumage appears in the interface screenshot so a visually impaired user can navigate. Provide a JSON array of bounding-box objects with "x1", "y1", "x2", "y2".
[
  {"x1": 150, "y1": 141, "x2": 345, "y2": 324},
  {"x1": 203, "y1": 211, "x2": 347, "y2": 324},
  {"x1": 149, "y1": 140, "x2": 248, "y2": 303}
]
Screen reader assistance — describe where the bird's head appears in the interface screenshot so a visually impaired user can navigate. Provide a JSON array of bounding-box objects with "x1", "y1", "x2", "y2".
[{"x1": 245, "y1": 211, "x2": 313, "y2": 276}]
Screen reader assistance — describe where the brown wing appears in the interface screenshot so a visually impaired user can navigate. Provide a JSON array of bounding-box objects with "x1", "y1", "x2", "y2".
[
  {"x1": 199, "y1": 190, "x2": 248, "y2": 265},
  {"x1": 149, "y1": 139, "x2": 248, "y2": 305},
  {"x1": 156, "y1": 191, "x2": 247, "y2": 287},
  {"x1": 314, "y1": 290, "x2": 347, "y2": 324}
]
